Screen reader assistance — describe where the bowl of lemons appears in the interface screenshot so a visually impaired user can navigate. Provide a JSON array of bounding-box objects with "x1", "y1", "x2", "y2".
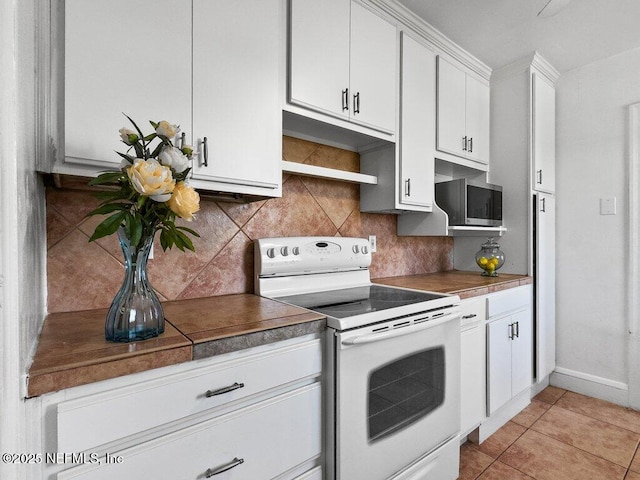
[{"x1": 475, "y1": 238, "x2": 505, "y2": 277}]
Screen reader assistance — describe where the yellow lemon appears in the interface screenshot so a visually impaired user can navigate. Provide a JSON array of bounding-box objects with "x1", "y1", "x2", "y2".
[{"x1": 477, "y1": 257, "x2": 488, "y2": 266}]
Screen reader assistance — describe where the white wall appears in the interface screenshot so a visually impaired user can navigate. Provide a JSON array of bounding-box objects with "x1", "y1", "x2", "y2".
[
  {"x1": 554, "y1": 46, "x2": 640, "y2": 403},
  {"x1": 0, "y1": 0, "x2": 47, "y2": 478}
]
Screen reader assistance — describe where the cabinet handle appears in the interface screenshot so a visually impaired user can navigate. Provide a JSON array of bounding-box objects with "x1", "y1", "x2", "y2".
[
  {"x1": 205, "y1": 457, "x2": 244, "y2": 477},
  {"x1": 180, "y1": 132, "x2": 186, "y2": 149},
  {"x1": 353, "y1": 92, "x2": 360, "y2": 114},
  {"x1": 462, "y1": 314, "x2": 477, "y2": 319},
  {"x1": 342, "y1": 88, "x2": 349, "y2": 111},
  {"x1": 462, "y1": 136, "x2": 468, "y2": 151},
  {"x1": 202, "y1": 136, "x2": 209, "y2": 167},
  {"x1": 405, "y1": 178, "x2": 411, "y2": 197},
  {"x1": 540, "y1": 197, "x2": 546, "y2": 212},
  {"x1": 537, "y1": 169, "x2": 543, "y2": 185},
  {"x1": 205, "y1": 382, "x2": 245, "y2": 398},
  {"x1": 515, "y1": 321, "x2": 520, "y2": 338},
  {"x1": 469, "y1": 137, "x2": 473, "y2": 153},
  {"x1": 508, "y1": 323, "x2": 514, "y2": 340}
]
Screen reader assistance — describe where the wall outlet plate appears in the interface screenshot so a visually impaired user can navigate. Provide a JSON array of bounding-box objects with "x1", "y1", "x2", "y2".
[
  {"x1": 369, "y1": 235, "x2": 377, "y2": 253},
  {"x1": 600, "y1": 197, "x2": 616, "y2": 215}
]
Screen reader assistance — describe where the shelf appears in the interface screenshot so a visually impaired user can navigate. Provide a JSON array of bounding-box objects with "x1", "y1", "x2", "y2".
[
  {"x1": 281, "y1": 160, "x2": 378, "y2": 185},
  {"x1": 448, "y1": 226, "x2": 507, "y2": 237}
]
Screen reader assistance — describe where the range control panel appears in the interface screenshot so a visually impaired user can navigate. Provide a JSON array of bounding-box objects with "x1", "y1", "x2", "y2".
[{"x1": 255, "y1": 237, "x2": 372, "y2": 277}]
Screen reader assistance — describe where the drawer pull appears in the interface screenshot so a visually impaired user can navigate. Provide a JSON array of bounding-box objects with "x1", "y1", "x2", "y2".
[
  {"x1": 205, "y1": 382, "x2": 245, "y2": 398},
  {"x1": 205, "y1": 457, "x2": 244, "y2": 477},
  {"x1": 462, "y1": 314, "x2": 477, "y2": 319}
]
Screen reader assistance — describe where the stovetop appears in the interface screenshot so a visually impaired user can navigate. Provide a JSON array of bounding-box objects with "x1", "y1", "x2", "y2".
[{"x1": 276, "y1": 284, "x2": 447, "y2": 319}]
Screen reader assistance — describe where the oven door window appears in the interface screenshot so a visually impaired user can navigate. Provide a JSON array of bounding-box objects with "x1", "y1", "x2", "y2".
[{"x1": 368, "y1": 346, "x2": 445, "y2": 442}]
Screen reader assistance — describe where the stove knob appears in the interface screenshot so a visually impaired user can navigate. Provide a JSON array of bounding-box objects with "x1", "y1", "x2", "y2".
[
  {"x1": 292, "y1": 247, "x2": 300, "y2": 255},
  {"x1": 352, "y1": 245, "x2": 360, "y2": 254},
  {"x1": 281, "y1": 246, "x2": 289, "y2": 256},
  {"x1": 362, "y1": 245, "x2": 369, "y2": 254},
  {"x1": 266, "y1": 247, "x2": 277, "y2": 259}
]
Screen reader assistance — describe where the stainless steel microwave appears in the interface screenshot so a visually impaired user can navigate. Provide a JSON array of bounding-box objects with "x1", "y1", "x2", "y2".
[{"x1": 435, "y1": 179, "x2": 503, "y2": 227}]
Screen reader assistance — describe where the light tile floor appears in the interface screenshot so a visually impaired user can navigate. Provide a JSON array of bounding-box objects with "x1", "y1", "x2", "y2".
[{"x1": 459, "y1": 386, "x2": 640, "y2": 480}]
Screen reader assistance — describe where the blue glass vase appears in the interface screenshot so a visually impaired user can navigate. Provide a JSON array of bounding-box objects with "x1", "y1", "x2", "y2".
[{"x1": 105, "y1": 228, "x2": 165, "y2": 342}]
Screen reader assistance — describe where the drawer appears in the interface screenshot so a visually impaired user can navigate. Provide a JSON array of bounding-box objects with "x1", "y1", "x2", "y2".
[
  {"x1": 58, "y1": 338, "x2": 321, "y2": 453},
  {"x1": 58, "y1": 384, "x2": 322, "y2": 480},
  {"x1": 460, "y1": 296, "x2": 486, "y2": 329},
  {"x1": 486, "y1": 285, "x2": 532, "y2": 319}
]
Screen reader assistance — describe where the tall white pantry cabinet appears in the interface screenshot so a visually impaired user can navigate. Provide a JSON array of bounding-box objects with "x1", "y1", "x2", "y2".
[{"x1": 488, "y1": 52, "x2": 559, "y2": 387}]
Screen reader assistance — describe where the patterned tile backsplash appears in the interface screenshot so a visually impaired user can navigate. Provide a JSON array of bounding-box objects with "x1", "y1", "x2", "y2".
[{"x1": 46, "y1": 136, "x2": 453, "y2": 313}]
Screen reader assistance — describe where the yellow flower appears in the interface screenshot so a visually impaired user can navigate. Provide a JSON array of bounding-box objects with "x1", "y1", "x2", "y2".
[
  {"x1": 168, "y1": 182, "x2": 200, "y2": 221},
  {"x1": 155, "y1": 120, "x2": 179, "y2": 139},
  {"x1": 127, "y1": 158, "x2": 175, "y2": 202}
]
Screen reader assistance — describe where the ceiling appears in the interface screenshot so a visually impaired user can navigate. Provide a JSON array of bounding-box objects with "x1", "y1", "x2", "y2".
[{"x1": 395, "y1": 0, "x2": 640, "y2": 74}]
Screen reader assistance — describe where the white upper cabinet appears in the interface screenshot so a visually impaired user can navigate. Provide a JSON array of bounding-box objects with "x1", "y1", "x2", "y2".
[
  {"x1": 397, "y1": 33, "x2": 435, "y2": 209},
  {"x1": 64, "y1": 0, "x2": 192, "y2": 170},
  {"x1": 63, "y1": 0, "x2": 283, "y2": 197},
  {"x1": 532, "y1": 73, "x2": 556, "y2": 193},
  {"x1": 465, "y1": 73, "x2": 491, "y2": 164},
  {"x1": 288, "y1": 0, "x2": 397, "y2": 135},
  {"x1": 436, "y1": 56, "x2": 490, "y2": 166},
  {"x1": 360, "y1": 32, "x2": 434, "y2": 213},
  {"x1": 349, "y1": 2, "x2": 397, "y2": 133},
  {"x1": 191, "y1": 0, "x2": 282, "y2": 192},
  {"x1": 288, "y1": 0, "x2": 351, "y2": 122}
]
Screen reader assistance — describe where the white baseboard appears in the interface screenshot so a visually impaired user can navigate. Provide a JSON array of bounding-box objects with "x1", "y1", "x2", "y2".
[{"x1": 550, "y1": 367, "x2": 629, "y2": 406}]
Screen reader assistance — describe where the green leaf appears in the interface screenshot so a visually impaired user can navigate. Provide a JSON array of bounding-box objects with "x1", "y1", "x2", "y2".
[
  {"x1": 176, "y1": 225, "x2": 200, "y2": 238},
  {"x1": 174, "y1": 229, "x2": 194, "y2": 252},
  {"x1": 124, "y1": 213, "x2": 143, "y2": 249},
  {"x1": 144, "y1": 133, "x2": 157, "y2": 142},
  {"x1": 149, "y1": 120, "x2": 159, "y2": 129},
  {"x1": 89, "y1": 211, "x2": 126, "y2": 242},
  {"x1": 87, "y1": 203, "x2": 128, "y2": 216},
  {"x1": 89, "y1": 171, "x2": 126, "y2": 186},
  {"x1": 92, "y1": 190, "x2": 131, "y2": 203},
  {"x1": 133, "y1": 142, "x2": 144, "y2": 159},
  {"x1": 160, "y1": 229, "x2": 170, "y2": 251}
]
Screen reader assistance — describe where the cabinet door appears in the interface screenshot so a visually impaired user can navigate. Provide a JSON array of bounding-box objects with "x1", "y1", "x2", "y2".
[
  {"x1": 465, "y1": 74, "x2": 490, "y2": 164},
  {"x1": 349, "y1": 2, "x2": 397, "y2": 133},
  {"x1": 436, "y1": 56, "x2": 467, "y2": 158},
  {"x1": 398, "y1": 33, "x2": 435, "y2": 209},
  {"x1": 460, "y1": 324, "x2": 485, "y2": 433},
  {"x1": 289, "y1": 0, "x2": 350, "y2": 120},
  {"x1": 487, "y1": 315, "x2": 513, "y2": 415},
  {"x1": 64, "y1": 0, "x2": 191, "y2": 168},
  {"x1": 192, "y1": 0, "x2": 282, "y2": 191},
  {"x1": 532, "y1": 73, "x2": 556, "y2": 193},
  {"x1": 511, "y1": 308, "x2": 533, "y2": 397},
  {"x1": 536, "y1": 194, "x2": 556, "y2": 380}
]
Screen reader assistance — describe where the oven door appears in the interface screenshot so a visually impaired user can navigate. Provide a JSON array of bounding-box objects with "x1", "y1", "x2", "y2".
[{"x1": 330, "y1": 309, "x2": 461, "y2": 480}]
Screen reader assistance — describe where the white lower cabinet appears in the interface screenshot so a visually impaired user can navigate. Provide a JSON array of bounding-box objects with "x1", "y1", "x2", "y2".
[
  {"x1": 48, "y1": 336, "x2": 322, "y2": 480},
  {"x1": 459, "y1": 297, "x2": 486, "y2": 436},
  {"x1": 58, "y1": 385, "x2": 321, "y2": 480},
  {"x1": 486, "y1": 286, "x2": 533, "y2": 415}
]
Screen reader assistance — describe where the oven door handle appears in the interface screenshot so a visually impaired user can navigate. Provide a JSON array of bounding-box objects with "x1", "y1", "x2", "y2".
[{"x1": 341, "y1": 310, "x2": 460, "y2": 346}]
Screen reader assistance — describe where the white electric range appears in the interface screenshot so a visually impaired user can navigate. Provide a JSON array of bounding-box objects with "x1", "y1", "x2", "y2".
[{"x1": 255, "y1": 236, "x2": 462, "y2": 480}]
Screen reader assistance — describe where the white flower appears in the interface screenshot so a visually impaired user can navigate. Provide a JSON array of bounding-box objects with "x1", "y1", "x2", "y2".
[
  {"x1": 119, "y1": 128, "x2": 138, "y2": 145},
  {"x1": 127, "y1": 158, "x2": 175, "y2": 202},
  {"x1": 159, "y1": 146, "x2": 190, "y2": 173},
  {"x1": 155, "y1": 120, "x2": 179, "y2": 139}
]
